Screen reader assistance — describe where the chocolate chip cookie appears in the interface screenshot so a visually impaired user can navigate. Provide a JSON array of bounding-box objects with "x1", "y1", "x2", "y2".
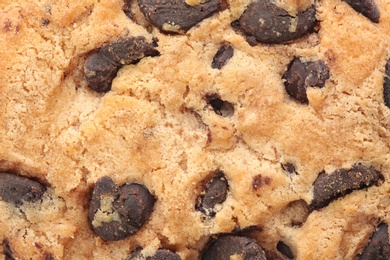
[{"x1": 1, "y1": 0, "x2": 390, "y2": 259}]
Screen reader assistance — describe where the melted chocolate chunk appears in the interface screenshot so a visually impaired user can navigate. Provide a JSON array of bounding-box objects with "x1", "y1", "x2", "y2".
[
  {"x1": 3, "y1": 239, "x2": 14, "y2": 260},
  {"x1": 359, "y1": 223, "x2": 390, "y2": 260},
  {"x1": 211, "y1": 44, "x2": 234, "y2": 69},
  {"x1": 276, "y1": 241, "x2": 294, "y2": 259},
  {"x1": 252, "y1": 175, "x2": 263, "y2": 191},
  {"x1": 128, "y1": 248, "x2": 181, "y2": 260},
  {"x1": 283, "y1": 58, "x2": 329, "y2": 104},
  {"x1": 201, "y1": 235, "x2": 267, "y2": 260},
  {"x1": 88, "y1": 176, "x2": 155, "y2": 241},
  {"x1": 0, "y1": 172, "x2": 46, "y2": 207},
  {"x1": 138, "y1": 0, "x2": 224, "y2": 33},
  {"x1": 206, "y1": 94, "x2": 234, "y2": 117},
  {"x1": 196, "y1": 170, "x2": 228, "y2": 217},
  {"x1": 237, "y1": 0, "x2": 317, "y2": 44},
  {"x1": 383, "y1": 59, "x2": 390, "y2": 108},
  {"x1": 84, "y1": 37, "x2": 159, "y2": 93},
  {"x1": 344, "y1": 0, "x2": 380, "y2": 23},
  {"x1": 252, "y1": 174, "x2": 271, "y2": 191},
  {"x1": 310, "y1": 164, "x2": 382, "y2": 210}
]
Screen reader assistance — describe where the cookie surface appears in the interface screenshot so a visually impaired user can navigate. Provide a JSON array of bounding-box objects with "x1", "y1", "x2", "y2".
[{"x1": 1, "y1": 0, "x2": 390, "y2": 259}]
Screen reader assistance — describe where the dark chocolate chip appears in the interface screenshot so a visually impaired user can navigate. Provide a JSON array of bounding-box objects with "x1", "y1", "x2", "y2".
[
  {"x1": 128, "y1": 248, "x2": 181, "y2": 260},
  {"x1": 98, "y1": 37, "x2": 159, "y2": 66},
  {"x1": 206, "y1": 94, "x2": 234, "y2": 117},
  {"x1": 0, "y1": 172, "x2": 46, "y2": 207},
  {"x1": 125, "y1": 12, "x2": 133, "y2": 19},
  {"x1": 310, "y1": 164, "x2": 382, "y2": 210},
  {"x1": 88, "y1": 176, "x2": 155, "y2": 241},
  {"x1": 383, "y1": 59, "x2": 390, "y2": 108},
  {"x1": 44, "y1": 252, "x2": 54, "y2": 260},
  {"x1": 42, "y1": 19, "x2": 50, "y2": 26},
  {"x1": 344, "y1": 0, "x2": 380, "y2": 23},
  {"x1": 232, "y1": 225, "x2": 262, "y2": 235},
  {"x1": 84, "y1": 53, "x2": 119, "y2": 93},
  {"x1": 201, "y1": 235, "x2": 267, "y2": 260},
  {"x1": 282, "y1": 58, "x2": 329, "y2": 104},
  {"x1": 138, "y1": 0, "x2": 224, "y2": 33},
  {"x1": 196, "y1": 170, "x2": 228, "y2": 217},
  {"x1": 84, "y1": 36, "x2": 159, "y2": 93},
  {"x1": 252, "y1": 175, "x2": 263, "y2": 191},
  {"x1": 211, "y1": 44, "x2": 234, "y2": 69},
  {"x1": 123, "y1": 0, "x2": 132, "y2": 15},
  {"x1": 128, "y1": 246, "x2": 143, "y2": 259},
  {"x1": 276, "y1": 241, "x2": 294, "y2": 259},
  {"x1": 237, "y1": 0, "x2": 317, "y2": 44},
  {"x1": 147, "y1": 249, "x2": 181, "y2": 260},
  {"x1": 282, "y1": 163, "x2": 298, "y2": 176},
  {"x1": 3, "y1": 239, "x2": 14, "y2": 260},
  {"x1": 359, "y1": 223, "x2": 390, "y2": 260}
]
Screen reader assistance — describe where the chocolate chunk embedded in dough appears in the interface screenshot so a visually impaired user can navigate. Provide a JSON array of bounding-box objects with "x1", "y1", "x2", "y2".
[
  {"x1": 0, "y1": 172, "x2": 46, "y2": 207},
  {"x1": 201, "y1": 235, "x2": 267, "y2": 260},
  {"x1": 252, "y1": 174, "x2": 271, "y2": 191},
  {"x1": 138, "y1": 0, "x2": 224, "y2": 33},
  {"x1": 383, "y1": 59, "x2": 390, "y2": 108},
  {"x1": 84, "y1": 52, "x2": 119, "y2": 93},
  {"x1": 43, "y1": 252, "x2": 54, "y2": 260},
  {"x1": 88, "y1": 176, "x2": 155, "y2": 241},
  {"x1": 127, "y1": 247, "x2": 143, "y2": 259},
  {"x1": 282, "y1": 58, "x2": 329, "y2": 104},
  {"x1": 3, "y1": 239, "x2": 15, "y2": 260},
  {"x1": 344, "y1": 0, "x2": 380, "y2": 23},
  {"x1": 84, "y1": 37, "x2": 159, "y2": 93},
  {"x1": 237, "y1": 0, "x2": 317, "y2": 44},
  {"x1": 98, "y1": 37, "x2": 159, "y2": 66},
  {"x1": 310, "y1": 164, "x2": 382, "y2": 210},
  {"x1": 211, "y1": 44, "x2": 234, "y2": 69},
  {"x1": 196, "y1": 170, "x2": 228, "y2": 217},
  {"x1": 359, "y1": 223, "x2": 390, "y2": 260},
  {"x1": 206, "y1": 94, "x2": 234, "y2": 117},
  {"x1": 276, "y1": 241, "x2": 294, "y2": 259},
  {"x1": 282, "y1": 163, "x2": 299, "y2": 176},
  {"x1": 147, "y1": 249, "x2": 181, "y2": 260}
]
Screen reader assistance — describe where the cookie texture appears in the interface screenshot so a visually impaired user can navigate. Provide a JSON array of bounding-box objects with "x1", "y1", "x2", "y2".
[{"x1": 1, "y1": 0, "x2": 390, "y2": 259}]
